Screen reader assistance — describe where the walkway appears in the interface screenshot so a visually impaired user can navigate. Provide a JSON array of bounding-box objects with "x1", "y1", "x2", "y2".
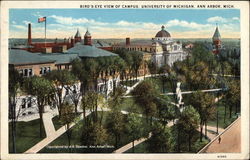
[
  {"x1": 42, "y1": 112, "x2": 56, "y2": 137},
  {"x1": 113, "y1": 133, "x2": 152, "y2": 153},
  {"x1": 198, "y1": 117, "x2": 241, "y2": 153},
  {"x1": 25, "y1": 113, "x2": 88, "y2": 153}
]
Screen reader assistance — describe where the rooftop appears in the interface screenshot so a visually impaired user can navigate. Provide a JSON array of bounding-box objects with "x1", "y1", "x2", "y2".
[
  {"x1": 155, "y1": 25, "x2": 171, "y2": 38},
  {"x1": 67, "y1": 43, "x2": 117, "y2": 58},
  {"x1": 9, "y1": 49, "x2": 55, "y2": 65},
  {"x1": 38, "y1": 53, "x2": 79, "y2": 64}
]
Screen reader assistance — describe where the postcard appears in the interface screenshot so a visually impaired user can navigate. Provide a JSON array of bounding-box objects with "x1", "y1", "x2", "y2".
[{"x1": 0, "y1": 1, "x2": 249, "y2": 160}]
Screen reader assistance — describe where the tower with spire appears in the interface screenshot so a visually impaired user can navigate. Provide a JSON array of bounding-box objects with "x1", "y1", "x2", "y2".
[
  {"x1": 74, "y1": 28, "x2": 82, "y2": 43},
  {"x1": 84, "y1": 29, "x2": 92, "y2": 45},
  {"x1": 212, "y1": 24, "x2": 222, "y2": 54}
]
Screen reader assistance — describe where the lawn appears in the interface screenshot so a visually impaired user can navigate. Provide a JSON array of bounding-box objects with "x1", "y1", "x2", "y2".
[
  {"x1": 207, "y1": 101, "x2": 238, "y2": 129},
  {"x1": 125, "y1": 128, "x2": 209, "y2": 153},
  {"x1": 120, "y1": 97, "x2": 143, "y2": 113},
  {"x1": 39, "y1": 111, "x2": 149, "y2": 153},
  {"x1": 52, "y1": 116, "x2": 63, "y2": 130},
  {"x1": 9, "y1": 118, "x2": 45, "y2": 153}
]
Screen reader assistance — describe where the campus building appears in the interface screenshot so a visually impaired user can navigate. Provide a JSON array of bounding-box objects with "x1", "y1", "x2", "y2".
[
  {"x1": 212, "y1": 26, "x2": 222, "y2": 54},
  {"x1": 9, "y1": 28, "x2": 118, "y2": 121},
  {"x1": 113, "y1": 25, "x2": 187, "y2": 68}
]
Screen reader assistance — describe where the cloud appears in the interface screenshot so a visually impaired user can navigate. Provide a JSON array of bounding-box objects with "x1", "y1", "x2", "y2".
[
  {"x1": 12, "y1": 25, "x2": 26, "y2": 30},
  {"x1": 166, "y1": 19, "x2": 212, "y2": 30},
  {"x1": 32, "y1": 11, "x2": 42, "y2": 18},
  {"x1": 23, "y1": 20, "x2": 32, "y2": 25},
  {"x1": 49, "y1": 15, "x2": 108, "y2": 26},
  {"x1": 207, "y1": 16, "x2": 228, "y2": 23},
  {"x1": 12, "y1": 21, "x2": 16, "y2": 24},
  {"x1": 232, "y1": 17, "x2": 240, "y2": 21},
  {"x1": 10, "y1": 15, "x2": 240, "y2": 39}
]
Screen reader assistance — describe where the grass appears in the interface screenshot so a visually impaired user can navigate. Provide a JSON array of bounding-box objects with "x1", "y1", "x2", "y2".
[
  {"x1": 52, "y1": 116, "x2": 63, "y2": 130},
  {"x1": 39, "y1": 111, "x2": 149, "y2": 153},
  {"x1": 124, "y1": 128, "x2": 209, "y2": 153},
  {"x1": 9, "y1": 119, "x2": 45, "y2": 153},
  {"x1": 207, "y1": 101, "x2": 238, "y2": 129},
  {"x1": 120, "y1": 97, "x2": 143, "y2": 113}
]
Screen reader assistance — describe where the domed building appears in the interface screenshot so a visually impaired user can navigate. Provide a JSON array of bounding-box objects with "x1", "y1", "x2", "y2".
[
  {"x1": 113, "y1": 25, "x2": 187, "y2": 68},
  {"x1": 152, "y1": 26, "x2": 186, "y2": 67}
]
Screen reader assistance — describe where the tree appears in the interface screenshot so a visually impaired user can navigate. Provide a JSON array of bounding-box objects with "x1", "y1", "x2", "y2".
[
  {"x1": 131, "y1": 51, "x2": 143, "y2": 81},
  {"x1": 81, "y1": 122, "x2": 108, "y2": 150},
  {"x1": 106, "y1": 111, "x2": 125, "y2": 149},
  {"x1": 131, "y1": 79, "x2": 159, "y2": 124},
  {"x1": 158, "y1": 64, "x2": 171, "y2": 93},
  {"x1": 23, "y1": 76, "x2": 53, "y2": 138},
  {"x1": 225, "y1": 79, "x2": 240, "y2": 118},
  {"x1": 146, "y1": 122, "x2": 171, "y2": 153},
  {"x1": 60, "y1": 102, "x2": 76, "y2": 152},
  {"x1": 106, "y1": 86, "x2": 126, "y2": 148},
  {"x1": 178, "y1": 105, "x2": 200, "y2": 151},
  {"x1": 71, "y1": 58, "x2": 89, "y2": 95},
  {"x1": 156, "y1": 96, "x2": 179, "y2": 128},
  {"x1": 81, "y1": 91, "x2": 104, "y2": 125},
  {"x1": 189, "y1": 91, "x2": 215, "y2": 141},
  {"x1": 126, "y1": 113, "x2": 147, "y2": 153},
  {"x1": 9, "y1": 66, "x2": 23, "y2": 153},
  {"x1": 45, "y1": 70, "x2": 77, "y2": 116}
]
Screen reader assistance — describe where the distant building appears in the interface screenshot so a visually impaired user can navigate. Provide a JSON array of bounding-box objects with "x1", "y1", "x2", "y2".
[
  {"x1": 113, "y1": 25, "x2": 187, "y2": 68},
  {"x1": 14, "y1": 23, "x2": 113, "y2": 53},
  {"x1": 212, "y1": 25, "x2": 222, "y2": 54}
]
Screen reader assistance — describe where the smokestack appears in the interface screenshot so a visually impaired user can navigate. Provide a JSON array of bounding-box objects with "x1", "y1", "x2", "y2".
[
  {"x1": 28, "y1": 23, "x2": 32, "y2": 45},
  {"x1": 126, "y1": 37, "x2": 130, "y2": 46}
]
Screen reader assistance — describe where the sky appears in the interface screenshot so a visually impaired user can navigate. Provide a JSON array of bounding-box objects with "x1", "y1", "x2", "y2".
[{"x1": 9, "y1": 9, "x2": 240, "y2": 39}]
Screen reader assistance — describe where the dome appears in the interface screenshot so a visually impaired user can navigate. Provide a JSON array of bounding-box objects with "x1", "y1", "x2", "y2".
[{"x1": 155, "y1": 26, "x2": 171, "y2": 38}]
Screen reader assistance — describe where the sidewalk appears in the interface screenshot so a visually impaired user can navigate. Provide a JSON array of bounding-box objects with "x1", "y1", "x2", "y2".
[
  {"x1": 25, "y1": 113, "x2": 88, "y2": 153},
  {"x1": 42, "y1": 112, "x2": 56, "y2": 137},
  {"x1": 199, "y1": 117, "x2": 241, "y2": 153}
]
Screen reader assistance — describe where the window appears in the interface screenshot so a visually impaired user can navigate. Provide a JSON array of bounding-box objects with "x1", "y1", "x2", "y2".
[
  {"x1": 174, "y1": 45, "x2": 177, "y2": 51},
  {"x1": 65, "y1": 65, "x2": 69, "y2": 70},
  {"x1": 27, "y1": 97, "x2": 32, "y2": 108},
  {"x1": 28, "y1": 69, "x2": 32, "y2": 76},
  {"x1": 48, "y1": 67, "x2": 51, "y2": 72},
  {"x1": 22, "y1": 113, "x2": 26, "y2": 116},
  {"x1": 28, "y1": 112, "x2": 32, "y2": 115},
  {"x1": 40, "y1": 68, "x2": 43, "y2": 75},
  {"x1": 21, "y1": 99, "x2": 26, "y2": 109},
  {"x1": 24, "y1": 69, "x2": 28, "y2": 77},
  {"x1": 44, "y1": 67, "x2": 47, "y2": 74},
  {"x1": 19, "y1": 70, "x2": 23, "y2": 77}
]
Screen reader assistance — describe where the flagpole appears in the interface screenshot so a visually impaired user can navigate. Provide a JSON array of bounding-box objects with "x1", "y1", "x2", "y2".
[{"x1": 45, "y1": 17, "x2": 46, "y2": 48}]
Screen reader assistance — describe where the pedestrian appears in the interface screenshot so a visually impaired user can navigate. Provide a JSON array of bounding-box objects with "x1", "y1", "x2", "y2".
[{"x1": 218, "y1": 136, "x2": 221, "y2": 144}]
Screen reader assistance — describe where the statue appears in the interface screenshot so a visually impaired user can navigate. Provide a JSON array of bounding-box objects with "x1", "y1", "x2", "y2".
[{"x1": 176, "y1": 82, "x2": 183, "y2": 107}]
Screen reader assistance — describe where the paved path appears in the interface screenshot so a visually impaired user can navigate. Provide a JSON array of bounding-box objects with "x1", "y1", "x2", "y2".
[
  {"x1": 42, "y1": 113, "x2": 56, "y2": 137},
  {"x1": 198, "y1": 117, "x2": 241, "y2": 153},
  {"x1": 113, "y1": 133, "x2": 152, "y2": 153},
  {"x1": 25, "y1": 113, "x2": 88, "y2": 154}
]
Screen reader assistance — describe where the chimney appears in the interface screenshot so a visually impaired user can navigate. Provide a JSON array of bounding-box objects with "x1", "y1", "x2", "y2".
[
  {"x1": 126, "y1": 37, "x2": 130, "y2": 46},
  {"x1": 28, "y1": 23, "x2": 32, "y2": 45}
]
